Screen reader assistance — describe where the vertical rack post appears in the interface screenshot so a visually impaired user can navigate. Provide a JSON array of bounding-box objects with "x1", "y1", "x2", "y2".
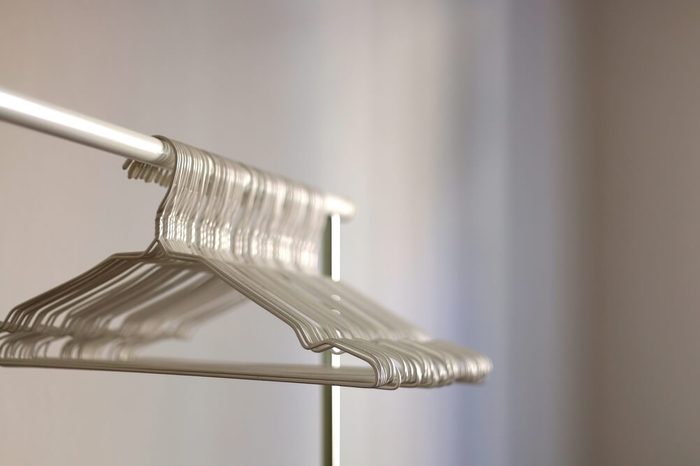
[{"x1": 322, "y1": 214, "x2": 341, "y2": 466}]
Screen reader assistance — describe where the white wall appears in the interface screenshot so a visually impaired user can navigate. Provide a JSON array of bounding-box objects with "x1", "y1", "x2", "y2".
[
  {"x1": 506, "y1": 0, "x2": 589, "y2": 464},
  {"x1": 0, "y1": 1, "x2": 588, "y2": 465}
]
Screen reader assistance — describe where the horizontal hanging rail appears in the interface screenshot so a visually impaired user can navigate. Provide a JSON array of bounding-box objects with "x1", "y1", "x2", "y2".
[{"x1": 0, "y1": 86, "x2": 355, "y2": 219}]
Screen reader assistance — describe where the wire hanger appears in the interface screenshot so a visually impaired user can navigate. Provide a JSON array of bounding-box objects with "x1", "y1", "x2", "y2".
[{"x1": 0, "y1": 136, "x2": 491, "y2": 389}]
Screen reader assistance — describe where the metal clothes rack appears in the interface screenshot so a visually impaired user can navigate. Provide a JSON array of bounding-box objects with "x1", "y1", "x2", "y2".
[
  {"x1": 0, "y1": 86, "x2": 344, "y2": 466},
  {"x1": 0, "y1": 87, "x2": 355, "y2": 221}
]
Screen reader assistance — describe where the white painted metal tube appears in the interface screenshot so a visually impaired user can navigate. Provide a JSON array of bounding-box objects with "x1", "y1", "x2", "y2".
[
  {"x1": 0, "y1": 87, "x2": 171, "y2": 166},
  {"x1": 0, "y1": 86, "x2": 355, "y2": 220}
]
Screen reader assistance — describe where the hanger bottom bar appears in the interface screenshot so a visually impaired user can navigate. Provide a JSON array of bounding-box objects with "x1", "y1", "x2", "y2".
[{"x1": 0, "y1": 357, "x2": 383, "y2": 388}]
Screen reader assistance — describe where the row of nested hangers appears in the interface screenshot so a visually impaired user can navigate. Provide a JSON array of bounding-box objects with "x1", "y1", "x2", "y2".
[{"x1": 0, "y1": 137, "x2": 491, "y2": 389}]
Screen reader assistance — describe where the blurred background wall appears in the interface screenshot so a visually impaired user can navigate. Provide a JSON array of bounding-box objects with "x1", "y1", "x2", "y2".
[
  {"x1": 0, "y1": 1, "x2": 697, "y2": 465},
  {"x1": 586, "y1": 1, "x2": 700, "y2": 464}
]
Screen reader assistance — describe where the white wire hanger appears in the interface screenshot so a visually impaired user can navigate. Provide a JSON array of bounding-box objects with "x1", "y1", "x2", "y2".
[{"x1": 0, "y1": 136, "x2": 492, "y2": 389}]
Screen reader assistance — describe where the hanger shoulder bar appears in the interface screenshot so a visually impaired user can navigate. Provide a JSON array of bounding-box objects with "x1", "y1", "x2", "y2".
[{"x1": 0, "y1": 86, "x2": 355, "y2": 220}]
